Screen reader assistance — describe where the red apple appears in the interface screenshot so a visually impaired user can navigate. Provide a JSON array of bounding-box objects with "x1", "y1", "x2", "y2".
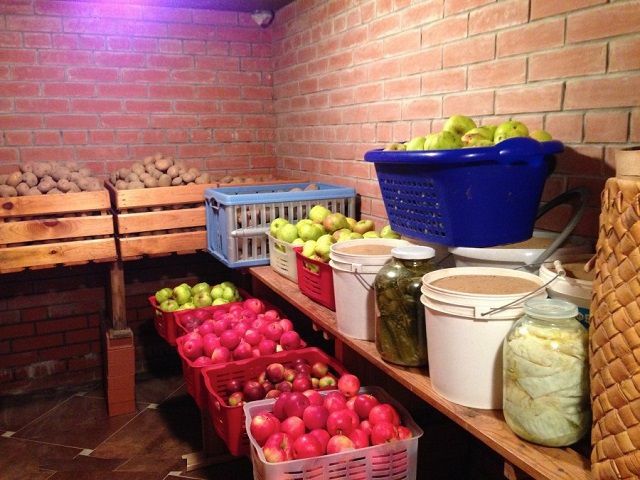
[
  {"x1": 201, "y1": 333, "x2": 220, "y2": 357},
  {"x1": 265, "y1": 363, "x2": 285, "y2": 383},
  {"x1": 233, "y1": 341, "x2": 253, "y2": 360},
  {"x1": 250, "y1": 412, "x2": 281, "y2": 446},
  {"x1": 326, "y1": 408, "x2": 358, "y2": 436},
  {"x1": 309, "y1": 428, "x2": 330, "y2": 454},
  {"x1": 243, "y1": 328, "x2": 262, "y2": 346},
  {"x1": 220, "y1": 330, "x2": 240, "y2": 350},
  {"x1": 244, "y1": 298, "x2": 265, "y2": 315},
  {"x1": 370, "y1": 421, "x2": 398, "y2": 445},
  {"x1": 353, "y1": 394, "x2": 379, "y2": 420},
  {"x1": 192, "y1": 355, "x2": 213, "y2": 367},
  {"x1": 263, "y1": 432, "x2": 292, "y2": 463},
  {"x1": 397, "y1": 425, "x2": 412, "y2": 440},
  {"x1": 346, "y1": 397, "x2": 356, "y2": 410},
  {"x1": 233, "y1": 321, "x2": 250, "y2": 336},
  {"x1": 337, "y1": 374, "x2": 360, "y2": 398},
  {"x1": 272, "y1": 392, "x2": 292, "y2": 420},
  {"x1": 213, "y1": 318, "x2": 229, "y2": 336},
  {"x1": 302, "y1": 404, "x2": 329, "y2": 431},
  {"x1": 311, "y1": 362, "x2": 329, "y2": 379},
  {"x1": 239, "y1": 308, "x2": 257, "y2": 324},
  {"x1": 265, "y1": 389, "x2": 281, "y2": 399},
  {"x1": 292, "y1": 433, "x2": 323, "y2": 459},
  {"x1": 359, "y1": 419, "x2": 372, "y2": 436},
  {"x1": 252, "y1": 318, "x2": 268, "y2": 332},
  {"x1": 318, "y1": 375, "x2": 337, "y2": 388},
  {"x1": 264, "y1": 322, "x2": 283, "y2": 342},
  {"x1": 243, "y1": 380, "x2": 266, "y2": 401},
  {"x1": 258, "y1": 338, "x2": 277, "y2": 356},
  {"x1": 197, "y1": 320, "x2": 215, "y2": 336},
  {"x1": 283, "y1": 368, "x2": 297, "y2": 383},
  {"x1": 226, "y1": 378, "x2": 242, "y2": 395},
  {"x1": 275, "y1": 381, "x2": 292, "y2": 392},
  {"x1": 368, "y1": 403, "x2": 401, "y2": 426},
  {"x1": 278, "y1": 318, "x2": 294, "y2": 332},
  {"x1": 280, "y1": 415, "x2": 305, "y2": 442},
  {"x1": 263, "y1": 309, "x2": 280, "y2": 321},
  {"x1": 211, "y1": 346, "x2": 231, "y2": 364},
  {"x1": 181, "y1": 336, "x2": 203, "y2": 360},
  {"x1": 280, "y1": 330, "x2": 301, "y2": 351},
  {"x1": 284, "y1": 392, "x2": 310, "y2": 418},
  {"x1": 292, "y1": 374, "x2": 313, "y2": 392},
  {"x1": 302, "y1": 389, "x2": 323, "y2": 406},
  {"x1": 227, "y1": 391, "x2": 244, "y2": 406},
  {"x1": 348, "y1": 428, "x2": 370, "y2": 449},
  {"x1": 324, "y1": 391, "x2": 347, "y2": 413},
  {"x1": 326, "y1": 434, "x2": 355, "y2": 454},
  {"x1": 294, "y1": 363, "x2": 311, "y2": 376}
]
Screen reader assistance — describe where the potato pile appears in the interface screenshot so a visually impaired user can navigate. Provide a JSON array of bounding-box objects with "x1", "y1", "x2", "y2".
[
  {"x1": 0, "y1": 162, "x2": 102, "y2": 198},
  {"x1": 110, "y1": 153, "x2": 211, "y2": 190}
]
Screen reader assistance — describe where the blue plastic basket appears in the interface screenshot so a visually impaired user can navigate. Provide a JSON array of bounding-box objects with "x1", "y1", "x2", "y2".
[
  {"x1": 364, "y1": 137, "x2": 563, "y2": 247},
  {"x1": 205, "y1": 183, "x2": 356, "y2": 268}
]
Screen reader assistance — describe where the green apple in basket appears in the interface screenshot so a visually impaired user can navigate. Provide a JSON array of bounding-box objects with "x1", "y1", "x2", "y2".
[
  {"x1": 494, "y1": 120, "x2": 529, "y2": 143},
  {"x1": 291, "y1": 237, "x2": 305, "y2": 246},
  {"x1": 173, "y1": 283, "x2": 192, "y2": 305},
  {"x1": 443, "y1": 115, "x2": 477, "y2": 137},
  {"x1": 191, "y1": 282, "x2": 210, "y2": 295},
  {"x1": 302, "y1": 240, "x2": 317, "y2": 258},
  {"x1": 277, "y1": 223, "x2": 299, "y2": 243},
  {"x1": 298, "y1": 222, "x2": 324, "y2": 242},
  {"x1": 353, "y1": 219, "x2": 375, "y2": 235},
  {"x1": 461, "y1": 126, "x2": 495, "y2": 147},
  {"x1": 380, "y1": 225, "x2": 401, "y2": 239},
  {"x1": 363, "y1": 230, "x2": 380, "y2": 238},
  {"x1": 177, "y1": 302, "x2": 195, "y2": 310},
  {"x1": 424, "y1": 131, "x2": 463, "y2": 150},
  {"x1": 345, "y1": 217, "x2": 357, "y2": 230},
  {"x1": 404, "y1": 135, "x2": 426, "y2": 151},
  {"x1": 530, "y1": 129, "x2": 553, "y2": 142},
  {"x1": 270, "y1": 217, "x2": 289, "y2": 236},
  {"x1": 159, "y1": 299, "x2": 179, "y2": 312},
  {"x1": 193, "y1": 290, "x2": 213, "y2": 307},
  {"x1": 154, "y1": 287, "x2": 173, "y2": 304},
  {"x1": 309, "y1": 205, "x2": 331, "y2": 224},
  {"x1": 323, "y1": 212, "x2": 349, "y2": 233}
]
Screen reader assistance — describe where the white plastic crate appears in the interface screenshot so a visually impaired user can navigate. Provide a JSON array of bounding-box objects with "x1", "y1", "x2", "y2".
[
  {"x1": 268, "y1": 233, "x2": 299, "y2": 282},
  {"x1": 243, "y1": 386, "x2": 423, "y2": 480},
  {"x1": 206, "y1": 183, "x2": 356, "y2": 268}
]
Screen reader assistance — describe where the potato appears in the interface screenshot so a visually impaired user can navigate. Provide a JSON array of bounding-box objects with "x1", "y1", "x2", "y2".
[
  {"x1": 166, "y1": 165, "x2": 180, "y2": 178},
  {"x1": 16, "y1": 182, "x2": 30, "y2": 196},
  {"x1": 143, "y1": 177, "x2": 158, "y2": 188},
  {"x1": 127, "y1": 173, "x2": 140, "y2": 183},
  {"x1": 0, "y1": 184, "x2": 17, "y2": 197},
  {"x1": 6, "y1": 171, "x2": 22, "y2": 187},
  {"x1": 153, "y1": 152, "x2": 163, "y2": 161},
  {"x1": 131, "y1": 163, "x2": 145, "y2": 176},
  {"x1": 57, "y1": 179, "x2": 73, "y2": 192},
  {"x1": 188, "y1": 167, "x2": 200, "y2": 177},
  {"x1": 145, "y1": 163, "x2": 157, "y2": 174},
  {"x1": 32, "y1": 162, "x2": 52, "y2": 178},
  {"x1": 78, "y1": 167, "x2": 92, "y2": 177},
  {"x1": 304, "y1": 183, "x2": 319, "y2": 191},
  {"x1": 115, "y1": 180, "x2": 129, "y2": 190},
  {"x1": 51, "y1": 167, "x2": 71, "y2": 182},
  {"x1": 154, "y1": 157, "x2": 173, "y2": 172},
  {"x1": 158, "y1": 174, "x2": 171, "y2": 187},
  {"x1": 68, "y1": 183, "x2": 81, "y2": 193},
  {"x1": 143, "y1": 155, "x2": 155, "y2": 166},
  {"x1": 181, "y1": 172, "x2": 196, "y2": 183},
  {"x1": 152, "y1": 169, "x2": 163, "y2": 179},
  {"x1": 19, "y1": 163, "x2": 34, "y2": 174},
  {"x1": 21, "y1": 172, "x2": 38, "y2": 187},
  {"x1": 84, "y1": 179, "x2": 102, "y2": 191},
  {"x1": 25, "y1": 186, "x2": 42, "y2": 196},
  {"x1": 109, "y1": 172, "x2": 117, "y2": 184},
  {"x1": 117, "y1": 168, "x2": 131, "y2": 180},
  {"x1": 219, "y1": 175, "x2": 233, "y2": 183},
  {"x1": 76, "y1": 177, "x2": 92, "y2": 191},
  {"x1": 171, "y1": 176, "x2": 184, "y2": 186},
  {"x1": 64, "y1": 161, "x2": 79, "y2": 172},
  {"x1": 194, "y1": 173, "x2": 210, "y2": 184},
  {"x1": 47, "y1": 188, "x2": 63, "y2": 195},
  {"x1": 0, "y1": 174, "x2": 7, "y2": 185},
  {"x1": 37, "y1": 177, "x2": 56, "y2": 193},
  {"x1": 127, "y1": 180, "x2": 145, "y2": 190},
  {"x1": 139, "y1": 172, "x2": 151, "y2": 181}
]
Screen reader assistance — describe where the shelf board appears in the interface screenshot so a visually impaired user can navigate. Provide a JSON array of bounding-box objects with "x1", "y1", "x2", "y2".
[{"x1": 249, "y1": 265, "x2": 592, "y2": 480}]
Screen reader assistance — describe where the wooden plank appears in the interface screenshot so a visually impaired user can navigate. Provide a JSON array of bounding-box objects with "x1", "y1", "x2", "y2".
[
  {"x1": 0, "y1": 238, "x2": 117, "y2": 272},
  {"x1": 117, "y1": 206, "x2": 205, "y2": 234},
  {"x1": 0, "y1": 215, "x2": 114, "y2": 245},
  {"x1": 106, "y1": 182, "x2": 216, "y2": 210},
  {"x1": 0, "y1": 190, "x2": 110, "y2": 218},
  {"x1": 119, "y1": 230, "x2": 206, "y2": 259},
  {"x1": 248, "y1": 266, "x2": 592, "y2": 480}
]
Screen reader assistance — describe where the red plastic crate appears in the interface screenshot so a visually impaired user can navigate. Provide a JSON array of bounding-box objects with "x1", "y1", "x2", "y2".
[
  {"x1": 176, "y1": 335, "x2": 209, "y2": 409},
  {"x1": 294, "y1": 247, "x2": 336, "y2": 310},
  {"x1": 148, "y1": 288, "x2": 250, "y2": 346},
  {"x1": 201, "y1": 347, "x2": 347, "y2": 457}
]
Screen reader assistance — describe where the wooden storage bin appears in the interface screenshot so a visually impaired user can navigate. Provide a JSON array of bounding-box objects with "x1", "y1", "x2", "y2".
[{"x1": 0, "y1": 190, "x2": 116, "y2": 274}]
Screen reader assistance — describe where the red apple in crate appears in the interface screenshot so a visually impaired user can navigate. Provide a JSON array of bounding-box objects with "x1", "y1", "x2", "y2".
[
  {"x1": 243, "y1": 380, "x2": 266, "y2": 402},
  {"x1": 264, "y1": 322, "x2": 283, "y2": 342},
  {"x1": 280, "y1": 331, "x2": 301, "y2": 351},
  {"x1": 359, "y1": 419, "x2": 372, "y2": 436},
  {"x1": 370, "y1": 421, "x2": 398, "y2": 445},
  {"x1": 233, "y1": 322, "x2": 250, "y2": 336},
  {"x1": 212, "y1": 309, "x2": 226, "y2": 320},
  {"x1": 265, "y1": 363, "x2": 285, "y2": 383},
  {"x1": 192, "y1": 356, "x2": 213, "y2": 367},
  {"x1": 243, "y1": 328, "x2": 262, "y2": 346},
  {"x1": 324, "y1": 391, "x2": 347, "y2": 413},
  {"x1": 273, "y1": 392, "x2": 292, "y2": 420},
  {"x1": 397, "y1": 425, "x2": 412, "y2": 440},
  {"x1": 311, "y1": 362, "x2": 329, "y2": 379},
  {"x1": 201, "y1": 333, "x2": 220, "y2": 357},
  {"x1": 292, "y1": 374, "x2": 312, "y2": 392},
  {"x1": 337, "y1": 374, "x2": 360, "y2": 398},
  {"x1": 213, "y1": 318, "x2": 229, "y2": 336},
  {"x1": 263, "y1": 432, "x2": 292, "y2": 463},
  {"x1": 326, "y1": 409, "x2": 358, "y2": 436},
  {"x1": 194, "y1": 308, "x2": 211, "y2": 321},
  {"x1": 369, "y1": 403, "x2": 401, "y2": 426},
  {"x1": 326, "y1": 434, "x2": 355, "y2": 454},
  {"x1": 353, "y1": 394, "x2": 379, "y2": 420},
  {"x1": 292, "y1": 433, "x2": 323, "y2": 459},
  {"x1": 229, "y1": 304, "x2": 243, "y2": 314},
  {"x1": 302, "y1": 404, "x2": 329, "y2": 431},
  {"x1": 283, "y1": 368, "x2": 296, "y2": 383},
  {"x1": 239, "y1": 308, "x2": 257, "y2": 323},
  {"x1": 294, "y1": 362, "x2": 311, "y2": 376},
  {"x1": 211, "y1": 346, "x2": 231, "y2": 364},
  {"x1": 264, "y1": 309, "x2": 280, "y2": 321},
  {"x1": 276, "y1": 381, "x2": 292, "y2": 392},
  {"x1": 258, "y1": 338, "x2": 277, "y2": 356},
  {"x1": 197, "y1": 320, "x2": 215, "y2": 336},
  {"x1": 261, "y1": 381, "x2": 274, "y2": 393},
  {"x1": 279, "y1": 318, "x2": 294, "y2": 332},
  {"x1": 233, "y1": 341, "x2": 253, "y2": 360},
  {"x1": 348, "y1": 428, "x2": 370, "y2": 449},
  {"x1": 220, "y1": 330, "x2": 240, "y2": 350},
  {"x1": 226, "y1": 378, "x2": 242, "y2": 395},
  {"x1": 252, "y1": 317, "x2": 268, "y2": 331},
  {"x1": 302, "y1": 389, "x2": 323, "y2": 406},
  {"x1": 257, "y1": 371, "x2": 268, "y2": 384},
  {"x1": 280, "y1": 416, "x2": 305, "y2": 442},
  {"x1": 309, "y1": 428, "x2": 330, "y2": 454},
  {"x1": 284, "y1": 392, "x2": 310, "y2": 418},
  {"x1": 181, "y1": 336, "x2": 203, "y2": 360},
  {"x1": 265, "y1": 389, "x2": 281, "y2": 399},
  {"x1": 250, "y1": 412, "x2": 281, "y2": 446},
  {"x1": 346, "y1": 397, "x2": 356, "y2": 410},
  {"x1": 244, "y1": 298, "x2": 265, "y2": 315},
  {"x1": 228, "y1": 391, "x2": 244, "y2": 406}
]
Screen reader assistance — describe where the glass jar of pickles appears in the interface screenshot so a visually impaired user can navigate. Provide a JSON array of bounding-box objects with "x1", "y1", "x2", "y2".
[
  {"x1": 503, "y1": 298, "x2": 590, "y2": 447},
  {"x1": 374, "y1": 246, "x2": 436, "y2": 366}
]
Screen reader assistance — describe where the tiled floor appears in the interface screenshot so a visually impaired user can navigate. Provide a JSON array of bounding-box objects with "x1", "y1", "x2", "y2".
[{"x1": 0, "y1": 369, "x2": 253, "y2": 480}]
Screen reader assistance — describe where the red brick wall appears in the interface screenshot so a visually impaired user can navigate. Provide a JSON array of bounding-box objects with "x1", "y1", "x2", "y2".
[{"x1": 271, "y1": 0, "x2": 640, "y2": 238}]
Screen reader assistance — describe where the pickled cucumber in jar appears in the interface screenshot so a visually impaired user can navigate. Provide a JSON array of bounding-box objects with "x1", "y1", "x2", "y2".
[{"x1": 374, "y1": 246, "x2": 436, "y2": 366}]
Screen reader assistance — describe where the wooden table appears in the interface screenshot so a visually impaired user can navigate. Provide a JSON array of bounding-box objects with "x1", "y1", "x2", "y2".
[{"x1": 249, "y1": 266, "x2": 592, "y2": 480}]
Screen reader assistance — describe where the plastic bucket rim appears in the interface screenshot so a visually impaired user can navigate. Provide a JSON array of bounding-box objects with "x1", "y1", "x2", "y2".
[{"x1": 329, "y1": 238, "x2": 410, "y2": 264}]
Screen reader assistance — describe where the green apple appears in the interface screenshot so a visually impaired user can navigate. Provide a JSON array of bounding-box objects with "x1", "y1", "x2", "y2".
[
  {"x1": 159, "y1": 299, "x2": 179, "y2": 312},
  {"x1": 315, "y1": 235, "x2": 335, "y2": 260},
  {"x1": 317, "y1": 234, "x2": 334, "y2": 245},
  {"x1": 363, "y1": 231, "x2": 380, "y2": 238},
  {"x1": 483, "y1": 125, "x2": 497, "y2": 139},
  {"x1": 191, "y1": 282, "x2": 210, "y2": 295},
  {"x1": 173, "y1": 284, "x2": 192, "y2": 305},
  {"x1": 177, "y1": 302, "x2": 195, "y2": 310},
  {"x1": 461, "y1": 126, "x2": 494, "y2": 147},
  {"x1": 269, "y1": 217, "x2": 289, "y2": 236},
  {"x1": 193, "y1": 291, "x2": 213, "y2": 307},
  {"x1": 211, "y1": 284, "x2": 224, "y2": 299},
  {"x1": 222, "y1": 286, "x2": 236, "y2": 301},
  {"x1": 296, "y1": 218, "x2": 313, "y2": 231},
  {"x1": 336, "y1": 230, "x2": 353, "y2": 242},
  {"x1": 291, "y1": 237, "x2": 305, "y2": 246},
  {"x1": 212, "y1": 298, "x2": 228, "y2": 306},
  {"x1": 494, "y1": 120, "x2": 529, "y2": 143},
  {"x1": 353, "y1": 219, "x2": 375, "y2": 234},
  {"x1": 345, "y1": 217, "x2": 357, "y2": 230},
  {"x1": 404, "y1": 136, "x2": 426, "y2": 151},
  {"x1": 380, "y1": 225, "x2": 401, "y2": 239},
  {"x1": 530, "y1": 129, "x2": 553, "y2": 142},
  {"x1": 332, "y1": 228, "x2": 351, "y2": 241},
  {"x1": 443, "y1": 115, "x2": 477, "y2": 137},
  {"x1": 302, "y1": 239, "x2": 317, "y2": 258},
  {"x1": 277, "y1": 223, "x2": 299, "y2": 243},
  {"x1": 424, "y1": 131, "x2": 463, "y2": 150},
  {"x1": 322, "y1": 212, "x2": 349, "y2": 233},
  {"x1": 298, "y1": 222, "x2": 324, "y2": 241},
  {"x1": 383, "y1": 142, "x2": 407, "y2": 151},
  {"x1": 154, "y1": 287, "x2": 173, "y2": 304},
  {"x1": 348, "y1": 232, "x2": 363, "y2": 240},
  {"x1": 309, "y1": 205, "x2": 330, "y2": 223}
]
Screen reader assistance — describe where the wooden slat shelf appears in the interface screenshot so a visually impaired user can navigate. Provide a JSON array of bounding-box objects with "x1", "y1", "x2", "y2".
[{"x1": 249, "y1": 265, "x2": 592, "y2": 480}]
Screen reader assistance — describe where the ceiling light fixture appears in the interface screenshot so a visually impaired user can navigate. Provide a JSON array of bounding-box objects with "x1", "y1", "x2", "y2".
[{"x1": 251, "y1": 9, "x2": 274, "y2": 28}]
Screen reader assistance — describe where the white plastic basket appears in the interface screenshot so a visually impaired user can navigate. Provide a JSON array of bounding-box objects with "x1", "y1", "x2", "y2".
[
  {"x1": 243, "y1": 386, "x2": 423, "y2": 480},
  {"x1": 268, "y1": 233, "x2": 299, "y2": 282}
]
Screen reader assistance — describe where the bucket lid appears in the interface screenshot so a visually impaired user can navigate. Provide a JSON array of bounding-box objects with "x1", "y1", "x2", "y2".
[
  {"x1": 391, "y1": 245, "x2": 435, "y2": 260},
  {"x1": 524, "y1": 298, "x2": 579, "y2": 319}
]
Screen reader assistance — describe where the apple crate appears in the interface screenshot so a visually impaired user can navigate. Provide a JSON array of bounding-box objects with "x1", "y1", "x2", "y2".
[
  {"x1": 205, "y1": 183, "x2": 356, "y2": 269},
  {"x1": 201, "y1": 347, "x2": 347, "y2": 457},
  {"x1": 176, "y1": 334, "x2": 211, "y2": 409},
  {"x1": 294, "y1": 247, "x2": 336, "y2": 311},
  {"x1": 0, "y1": 189, "x2": 116, "y2": 274},
  {"x1": 244, "y1": 386, "x2": 423, "y2": 480},
  {"x1": 267, "y1": 233, "x2": 299, "y2": 282},
  {"x1": 148, "y1": 288, "x2": 249, "y2": 346}
]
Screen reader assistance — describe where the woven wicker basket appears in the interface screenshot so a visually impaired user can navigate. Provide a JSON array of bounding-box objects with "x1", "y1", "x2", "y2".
[{"x1": 590, "y1": 173, "x2": 640, "y2": 479}]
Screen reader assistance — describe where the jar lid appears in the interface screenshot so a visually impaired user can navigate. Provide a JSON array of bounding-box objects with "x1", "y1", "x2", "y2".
[
  {"x1": 524, "y1": 298, "x2": 579, "y2": 319},
  {"x1": 391, "y1": 246, "x2": 436, "y2": 260}
]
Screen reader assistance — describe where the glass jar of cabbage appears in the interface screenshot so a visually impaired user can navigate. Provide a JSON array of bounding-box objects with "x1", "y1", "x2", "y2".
[
  {"x1": 374, "y1": 245, "x2": 436, "y2": 367},
  {"x1": 503, "y1": 298, "x2": 590, "y2": 447}
]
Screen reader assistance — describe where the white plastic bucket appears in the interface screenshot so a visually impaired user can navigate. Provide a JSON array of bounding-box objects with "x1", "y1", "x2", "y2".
[
  {"x1": 421, "y1": 267, "x2": 547, "y2": 409},
  {"x1": 539, "y1": 257, "x2": 593, "y2": 326},
  {"x1": 329, "y1": 238, "x2": 409, "y2": 340}
]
